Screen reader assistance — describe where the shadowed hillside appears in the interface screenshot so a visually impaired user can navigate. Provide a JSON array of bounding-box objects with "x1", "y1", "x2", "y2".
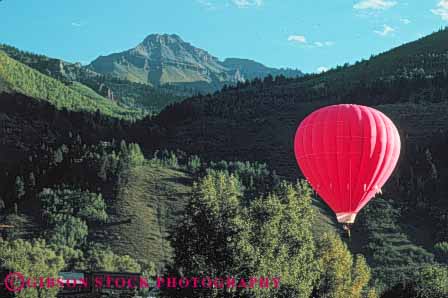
[{"x1": 153, "y1": 28, "x2": 448, "y2": 177}]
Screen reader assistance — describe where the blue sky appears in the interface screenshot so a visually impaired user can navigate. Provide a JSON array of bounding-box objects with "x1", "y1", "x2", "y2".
[{"x1": 1, "y1": 0, "x2": 447, "y2": 73}]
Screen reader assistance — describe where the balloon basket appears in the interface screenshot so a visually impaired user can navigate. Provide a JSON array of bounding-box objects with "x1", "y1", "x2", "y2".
[{"x1": 342, "y1": 223, "x2": 353, "y2": 238}]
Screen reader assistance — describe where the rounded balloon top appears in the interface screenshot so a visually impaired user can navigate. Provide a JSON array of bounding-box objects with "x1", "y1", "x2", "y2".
[{"x1": 294, "y1": 104, "x2": 401, "y2": 224}]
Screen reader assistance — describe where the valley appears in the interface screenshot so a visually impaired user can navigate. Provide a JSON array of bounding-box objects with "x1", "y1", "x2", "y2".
[{"x1": 1, "y1": 26, "x2": 448, "y2": 297}]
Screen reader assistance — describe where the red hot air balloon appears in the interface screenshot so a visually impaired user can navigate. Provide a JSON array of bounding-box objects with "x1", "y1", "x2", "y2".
[{"x1": 294, "y1": 104, "x2": 400, "y2": 227}]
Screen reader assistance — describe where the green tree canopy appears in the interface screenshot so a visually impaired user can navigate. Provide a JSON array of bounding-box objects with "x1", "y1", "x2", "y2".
[
  {"x1": 39, "y1": 188, "x2": 108, "y2": 224},
  {"x1": 84, "y1": 244, "x2": 141, "y2": 272},
  {"x1": 315, "y1": 232, "x2": 373, "y2": 298},
  {"x1": 0, "y1": 239, "x2": 65, "y2": 298},
  {"x1": 171, "y1": 172, "x2": 319, "y2": 297},
  {"x1": 49, "y1": 215, "x2": 88, "y2": 248},
  {"x1": 415, "y1": 265, "x2": 448, "y2": 298}
]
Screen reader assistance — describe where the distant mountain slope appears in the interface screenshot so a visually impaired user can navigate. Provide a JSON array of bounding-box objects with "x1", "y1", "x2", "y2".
[
  {"x1": 89, "y1": 34, "x2": 229, "y2": 86},
  {"x1": 222, "y1": 58, "x2": 302, "y2": 81},
  {"x1": 0, "y1": 36, "x2": 303, "y2": 113},
  {"x1": 0, "y1": 51, "x2": 139, "y2": 119},
  {"x1": 0, "y1": 44, "x2": 185, "y2": 113},
  {"x1": 88, "y1": 34, "x2": 303, "y2": 93},
  {"x1": 0, "y1": 44, "x2": 95, "y2": 83}
]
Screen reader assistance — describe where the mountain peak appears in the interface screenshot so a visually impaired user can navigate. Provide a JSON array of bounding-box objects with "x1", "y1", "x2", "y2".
[
  {"x1": 88, "y1": 34, "x2": 303, "y2": 90},
  {"x1": 142, "y1": 33, "x2": 184, "y2": 44}
]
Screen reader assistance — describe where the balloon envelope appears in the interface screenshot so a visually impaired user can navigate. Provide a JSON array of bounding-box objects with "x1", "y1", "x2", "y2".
[{"x1": 294, "y1": 104, "x2": 401, "y2": 224}]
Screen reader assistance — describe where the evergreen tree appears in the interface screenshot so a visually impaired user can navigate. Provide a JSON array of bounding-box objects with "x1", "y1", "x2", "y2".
[
  {"x1": 14, "y1": 176, "x2": 25, "y2": 200},
  {"x1": 52, "y1": 148, "x2": 64, "y2": 165},
  {"x1": 98, "y1": 157, "x2": 109, "y2": 181},
  {"x1": 28, "y1": 172, "x2": 36, "y2": 188},
  {"x1": 434, "y1": 242, "x2": 448, "y2": 264}
]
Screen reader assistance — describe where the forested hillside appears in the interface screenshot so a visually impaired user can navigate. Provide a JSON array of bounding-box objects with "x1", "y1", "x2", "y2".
[
  {"x1": 0, "y1": 44, "x2": 186, "y2": 113},
  {"x1": 153, "y1": 27, "x2": 448, "y2": 180},
  {"x1": 0, "y1": 125, "x2": 384, "y2": 297},
  {"x1": 0, "y1": 51, "x2": 140, "y2": 119}
]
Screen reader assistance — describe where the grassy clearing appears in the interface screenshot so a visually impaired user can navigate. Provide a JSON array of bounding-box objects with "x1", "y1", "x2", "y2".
[{"x1": 91, "y1": 163, "x2": 192, "y2": 271}]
